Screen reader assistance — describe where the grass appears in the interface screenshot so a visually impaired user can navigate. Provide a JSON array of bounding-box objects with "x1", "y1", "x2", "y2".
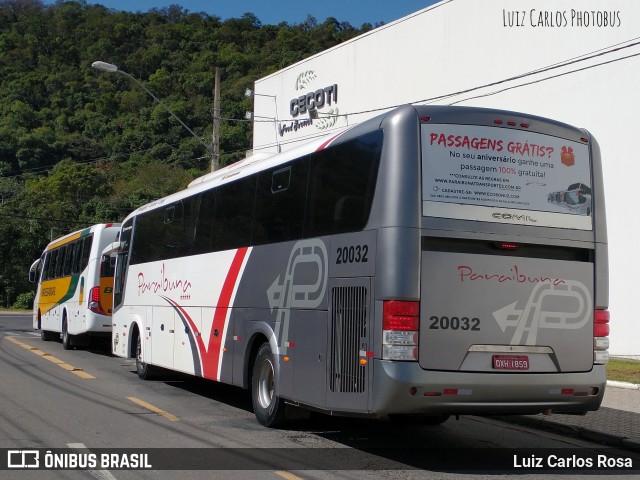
[{"x1": 606, "y1": 358, "x2": 640, "y2": 384}]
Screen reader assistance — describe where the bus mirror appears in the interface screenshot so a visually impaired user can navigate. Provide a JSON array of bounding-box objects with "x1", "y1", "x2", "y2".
[
  {"x1": 28, "y1": 258, "x2": 40, "y2": 283},
  {"x1": 101, "y1": 241, "x2": 121, "y2": 257}
]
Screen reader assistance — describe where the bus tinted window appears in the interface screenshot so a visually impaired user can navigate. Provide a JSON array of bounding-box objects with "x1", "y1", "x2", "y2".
[
  {"x1": 63, "y1": 243, "x2": 74, "y2": 276},
  {"x1": 305, "y1": 130, "x2": 382, "y2": 237},
  {"x1": 114, "y1": 220, "x2": 133, "y2": 308},
  {"x1": 80, "y1": 236, "x2": 93, "y2": 271},
  {"x1": 253, "y1": 160, "x2": 308, "y2": 245},
  {"x1": 55, "y1": 246, "x2": 66, "y2": 278},
  {"x1": 47, "y1": 250, "x2": 57, "y2": 280},
  {"x1": 128, "y1": 131, "x2": 381, "y2": 264},
  {"x1": 132, "y1": 208, "x2": 164, "y2": 264},
  {"x1": 100, "y1": 255, "x2": 116, "y2": 278},
  {"x1": 213, "y1": 176, "x2": 256, "y2": 251},
  {"x1": 71, "y1": 240, "x2": 82, "y2": 274},
  {"x1": 42, "y1": 252, "x2": 51, "y2": 281},
  {"x1": 192, "y1": 192, "x2": 215, "y2": 255}
]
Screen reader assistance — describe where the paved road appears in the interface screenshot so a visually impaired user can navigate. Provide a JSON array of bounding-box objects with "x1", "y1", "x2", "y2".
[{"x1": 0, "y1": 313, "x2": 638, "y2": 479}]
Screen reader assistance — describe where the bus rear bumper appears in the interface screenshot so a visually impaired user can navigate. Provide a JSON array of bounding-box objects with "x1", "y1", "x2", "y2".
[
  {"x1": 83, "y1": 313, "x2": 113, "y2": 335},
  {"x1": 371, "y1": 360, "x2": 606, "y2": 416}
]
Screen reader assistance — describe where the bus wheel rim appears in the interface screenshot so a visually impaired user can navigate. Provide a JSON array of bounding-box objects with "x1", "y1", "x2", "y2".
[{"x1": 257, "y1": 359, "x2": 274, "y2": 409}]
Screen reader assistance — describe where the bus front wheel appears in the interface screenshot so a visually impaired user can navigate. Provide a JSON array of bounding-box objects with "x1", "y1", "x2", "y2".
[
  {"x1": 62, "y1": 316, "x2": 73, "y2": 350},
  {"x1": 40, "y1": 312, "x2": 58, "y2": 341},
  {"x1": 251, "y1": 343, "x2": 286, "y2": 428},
  {"x1": 135, "y1": 330, "x2": 156, "y2": 380}
]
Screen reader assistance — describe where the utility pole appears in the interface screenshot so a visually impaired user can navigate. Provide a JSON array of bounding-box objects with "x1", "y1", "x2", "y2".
[{"x1": 211, "y1": 67, "x2": 221, "y2": 172}]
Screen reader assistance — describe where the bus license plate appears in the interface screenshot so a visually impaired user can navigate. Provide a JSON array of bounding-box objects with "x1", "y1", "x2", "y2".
[{"x1": 492, "y1": 355, "x2": 529, "y2": 370}]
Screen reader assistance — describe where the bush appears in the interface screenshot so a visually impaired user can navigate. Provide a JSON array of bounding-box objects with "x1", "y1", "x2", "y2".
[{"x1": 12, "y1": 291, "x2": 34, "y2": 310}]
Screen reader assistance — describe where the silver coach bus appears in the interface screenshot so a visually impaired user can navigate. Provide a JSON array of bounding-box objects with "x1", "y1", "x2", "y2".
[{"x1": 106, "y1": 105, "x2": 609, "y2": 427}]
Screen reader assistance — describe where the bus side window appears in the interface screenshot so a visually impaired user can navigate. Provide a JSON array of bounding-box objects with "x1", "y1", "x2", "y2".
[
  {"x1": 71, "y1": 239, "x2": 82, "y2": 274},
  {"x1": 47, "y1": 250, "x2": 58, "y2": 280},
  {"x1": 305, "y1": 130, "x2": 382, "y2": 237},
  {"x1": 63, "y1": 242, "x2": 74, "y2": 276},
  {"x1": 100, "y1": 255, "x2": 116, "y2": 277},
  {"x1": 253, "y1": 161, "x2": 307, "y2": 245},
  {"x1": 213, "y1": 176, "x2": 256, "y2": 251},
  {"x1": 193, "y1": 192, "x2": 215, "y2": 255},
  {"x1": 114, "y1": 219, "x2": 133, "y2": 309},
  {"x1": 41, "y1": 252, "x2": 51, "y2": 281},
  {"x1": 162, "y1": 202, "x2": 183, "y2": 258},
  {"x1": 55, "y1": 246, "x2": 66, "y2": 278},
  {"x1": 80, "y1": 236, "x2": 93, "y2": 271}
]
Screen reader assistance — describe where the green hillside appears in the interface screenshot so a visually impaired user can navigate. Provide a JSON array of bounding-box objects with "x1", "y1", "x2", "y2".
[{"x1": 0, "y1": 0, "x2": 375, "y2": 305}]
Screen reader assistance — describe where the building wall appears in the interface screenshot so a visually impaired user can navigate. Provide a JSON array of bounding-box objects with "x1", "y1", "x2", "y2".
[{"x1": 252, "y1": 0, "x2": 640, "y2": 355}]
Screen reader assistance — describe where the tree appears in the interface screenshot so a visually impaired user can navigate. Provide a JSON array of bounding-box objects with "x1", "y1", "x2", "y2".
[{"x1": 0, "y1": 1, "x2": 370, "y2": 303}]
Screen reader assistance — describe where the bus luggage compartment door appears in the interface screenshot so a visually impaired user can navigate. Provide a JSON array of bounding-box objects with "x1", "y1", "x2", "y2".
[{"x1": 419, "y1": 250, "x2": 594, "y2": 373}]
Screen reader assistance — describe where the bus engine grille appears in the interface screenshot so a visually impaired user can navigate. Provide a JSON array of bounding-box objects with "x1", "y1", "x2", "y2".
[{"x1": 330, "y1": 286, "x2": 368, "y2": 393}]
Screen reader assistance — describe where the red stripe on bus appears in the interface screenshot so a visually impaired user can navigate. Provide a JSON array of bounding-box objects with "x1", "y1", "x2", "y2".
[
  {"x1": 206, "y1": 247, "x2": 249, "y2": 380},
  {"x1": 316, "y1": 131, "x2": 346, "y2": 151}
]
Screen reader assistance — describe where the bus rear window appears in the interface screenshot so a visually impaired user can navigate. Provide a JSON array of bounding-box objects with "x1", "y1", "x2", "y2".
[{"x1": 421, "y1": 124, "x2": 593, "y2": 230}]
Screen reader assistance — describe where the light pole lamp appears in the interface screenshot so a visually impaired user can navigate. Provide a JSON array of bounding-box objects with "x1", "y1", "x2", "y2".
[
  {"x1": 245, "y1": 88, "x2": 280, "y2": 153},
  {"x1": 91, "y1": 61, "x2": 215, "y2": 164}
]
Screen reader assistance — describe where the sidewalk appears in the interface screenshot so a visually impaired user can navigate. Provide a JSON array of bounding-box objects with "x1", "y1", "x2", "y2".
[{"x1": 500, "y1": 381, "x2": 640, "y2": 452}]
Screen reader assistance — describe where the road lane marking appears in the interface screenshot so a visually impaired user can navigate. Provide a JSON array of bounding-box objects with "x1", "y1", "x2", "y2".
[
  {"x1": 275, "y1": 471, "x2": 304, "y2": 480},
  {"x1": 127, "y1": 396, "x2": 179, "y2": 422},
  {"x1": 67, "y1": 443, "x2": 118, "y2": 480},
  {"x1": 3, "y1": 336, "x2": 96, "y2": 379}
]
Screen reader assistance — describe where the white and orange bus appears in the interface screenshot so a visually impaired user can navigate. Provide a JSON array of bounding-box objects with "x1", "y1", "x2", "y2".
[{"x1": 29, "y1": 223, "x2": 121, "y2": 349}]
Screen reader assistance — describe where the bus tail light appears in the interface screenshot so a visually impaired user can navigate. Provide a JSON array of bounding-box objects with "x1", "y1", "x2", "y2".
[
  {"x1": 88, "y1": 286, "x2": 105, "y2": 314},
  {"x1": 593, "y1": 309, "x2": 609, "y2": 365},
  {"x1": 383, "y1": 300, "x2": 419, "y2": 361}
]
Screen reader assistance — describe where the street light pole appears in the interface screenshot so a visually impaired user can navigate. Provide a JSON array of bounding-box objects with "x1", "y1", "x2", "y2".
[
  {"x1": 211, "y1": 66, "x2": 221, "y2": 172},
  {"x1": 91, "y1": 61, "x2": 216, "y2": 167}
]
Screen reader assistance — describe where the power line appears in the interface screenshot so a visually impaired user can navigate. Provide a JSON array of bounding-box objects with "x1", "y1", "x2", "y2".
[
  {"x1": 448, "y1": 49, "x2": 640, "y2": 106},
  {"x1": 296, "y1": 37, "x2": 640, "y2": 121}
]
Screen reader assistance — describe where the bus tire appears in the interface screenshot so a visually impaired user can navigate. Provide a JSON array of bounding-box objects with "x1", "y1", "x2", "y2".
[
  {"x1": 135, "y1": 330, "x2": 156, "y2": 380},
  {"x1": 389, "y1": 413, "x2": 450, "y2": 425},
  {"x1": 251, "y1": 343, "x2": 286, "y2": 428},
  {"x1": 62, "y1": 316, "x2": 74, "y2": 350},
  {"x1": 41, "y1": 330, "x2": 58, "y2": 341}
]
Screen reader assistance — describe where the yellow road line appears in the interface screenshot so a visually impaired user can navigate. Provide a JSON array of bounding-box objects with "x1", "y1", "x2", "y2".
[
  {"x1": 3, "y1": 336, "x2": 95, "y2": 379},
  {"x1": 275, "y1": 471, "x2": 304, "y2": 480},
  {"x1": 127, "y1": 396, "x2": 180, "y2": 422}
]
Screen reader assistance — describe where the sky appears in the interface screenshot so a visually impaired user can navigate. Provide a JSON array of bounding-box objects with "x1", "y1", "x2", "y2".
[{"x1": 43, "y1": 0, "x2": 438, "y2": 27}]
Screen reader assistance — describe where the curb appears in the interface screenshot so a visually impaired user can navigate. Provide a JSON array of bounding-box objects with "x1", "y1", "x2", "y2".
[
  {"x1": 606, "y1": 380, "x2": 640, "y2": 390},
  {"x1": 496, "y1": 414, "x2": 640, "y2": 453},
  {"x1": 495, "y1": 382, "x2": 640, "y2": 453}
]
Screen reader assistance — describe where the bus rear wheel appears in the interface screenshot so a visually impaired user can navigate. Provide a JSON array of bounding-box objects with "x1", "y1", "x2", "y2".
[
  {"x1": 41, "y1": 330, "x2": 58, "y2": 341},
  {"x1": 251, "y1": 343, "x2": 286, "y2": 428}
]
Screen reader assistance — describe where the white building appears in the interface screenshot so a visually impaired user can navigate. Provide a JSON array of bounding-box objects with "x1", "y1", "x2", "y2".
[{"x1": 251, "y1": 0, "x2": 640, "y2": 356}]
